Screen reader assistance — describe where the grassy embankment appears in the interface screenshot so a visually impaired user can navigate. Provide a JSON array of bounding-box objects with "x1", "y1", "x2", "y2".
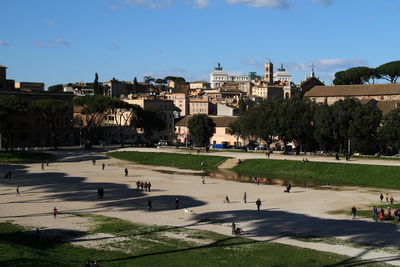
[
  {"x1": 0, "y1": 214, "x2": 389, "y2": 267},
  {"x1": 107, "y1": 151, "x2": 229, "y2": 170},
  {"x1": 232, "y1": 159, "x2": 400, "y2": 189},
  {"x1": 0, "y1": 151, "x2": 55, "y2": 163}
]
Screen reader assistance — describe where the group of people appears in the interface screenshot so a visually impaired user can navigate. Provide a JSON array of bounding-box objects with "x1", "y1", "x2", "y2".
[
  {"x1": 136, "y1": 181, "x2": 151, "y2": 192},
  {"x1": 379, "y1": 193, "x2": 395, "y2": 204},
  {"x1": 97, "y1": 187, "x2": 104, "y2": 199},
  {"x1": 4, "y1": 171, "x2": 12, "y2": 180},
  {"x1": 372, "y1": 206, "x2": 400, "y2": 222}
]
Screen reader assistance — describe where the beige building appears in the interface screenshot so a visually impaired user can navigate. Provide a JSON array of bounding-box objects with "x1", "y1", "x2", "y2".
[
  {"x1": 175, "y1": 116, "x2": 244, "y2": 146},
  {"x1": 15, "y1": 82, "x2": 45, "y2": 92},
  {"x1": 190, "y1": 81, "x2": 210, "y2": 90},
  {"x1": 304, "y1": 83, "x2": 400, "y2": 105},
  {"x1": 168, "y1": 81, "x2": 190, "y2": 94},
  {"x1": 252, "y1": 85, "x2": 284, "y2": 98},
  {"x1": 125, "y1": 98, "x2": 175, "y2": 141},
  {"x1": 189, "y1": 97, "x2": 216, "y2": 115},
  {"x1": 164, "y1": 93, "x2": 189, "y2": 117}
]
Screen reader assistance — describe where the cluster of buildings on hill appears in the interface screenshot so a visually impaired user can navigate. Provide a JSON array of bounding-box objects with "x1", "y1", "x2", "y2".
[{"x1": 2, "y1": 61, "x2": 400, "y2": 149}]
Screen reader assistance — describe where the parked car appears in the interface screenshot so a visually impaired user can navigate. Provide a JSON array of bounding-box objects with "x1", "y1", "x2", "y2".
[{"x1": 255, "y1": 145, "x2": 267, "y2": 150}]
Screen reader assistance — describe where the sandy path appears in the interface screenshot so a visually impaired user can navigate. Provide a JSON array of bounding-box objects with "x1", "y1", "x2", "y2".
[{"x1": 1, "y1": 150, "x2": 400, "y2": 265}]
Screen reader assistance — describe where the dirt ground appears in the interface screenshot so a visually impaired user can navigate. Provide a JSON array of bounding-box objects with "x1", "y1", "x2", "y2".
[{"x1": 1, "y1": 148, "x2": 400, "y2": 265}]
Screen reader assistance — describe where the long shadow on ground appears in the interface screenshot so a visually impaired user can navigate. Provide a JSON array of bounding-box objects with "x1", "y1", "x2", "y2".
[{"x1": 193, "y1": 209, "x2": 400, "y2": 249}]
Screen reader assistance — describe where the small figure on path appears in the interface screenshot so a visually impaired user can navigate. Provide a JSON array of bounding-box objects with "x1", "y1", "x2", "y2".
[
  {"x1": 124, "y1": 168, "x2": 128, "y2": 177},
  {"x1": 385, "y1": 193, "x2": 389, "y2": 202},
  {"x1": 53, "y1": 207, "x2": 58, "y2": 219},
  {"x1": 136, "y1": 181, "x2": 140, "y2": 190},
  {"x1": 390, "y1": 196, "x2": 394, "y2": 205},
  {"x1": 46, "y1": 160, "x2": 49, "y2": 167},
  {"x1": 243, "y1": 192, "x2": 247, "y2": 203},
  {"x1": 335, "y1": 152, "x2": 340, "y2": 160},
  {"x1": 97, "y1": 187, "x2": 101, "y2": 199},
  {"x1": 175, "y1": 198, "x2": 180, "y2": 209},
  {"x1": 148, "y1": 200, "x2": 152, "y2": 210},
  {"x1": 256, "y1": 177, "x2": 260, "y2": 186},
  {"x1": 92, "y1": 159, "x2": 96, "y2": 165},
  {"x1": 256, "y1": 198, "x2": 262, "y2": 211},
  {"x1": 394, "y1": 208, "x2": 399, "y2": 222},
  {"x1": 16, "y1": 186, "x2": 20, "y2": 196},
  {"x1": 380, "y1": 193, "x2": 384, "y2": 203},
  {"x1": 41, "y1": 162, "x2": 44, "y2": 171},
  {"x1": 231, "y1": 222, "x2": 236, "y2": 235},
  {"x1": 351, "y1": 206, "x2": 357, "y2": 219},
  {"x1": 388, "y1": 207, "x2": 392, "y2": 219},
  {"x1": 373, "y1": 206, "x2": 378, "y2": 222},
  {"x1": 140, "y1": 181, "x2": 144, "y2": 191},
  {"x1": 284, "y1": 184, "x2": 291, "y2": 193},
  {"x1": 100, "y1": 187, "x2": 104, "y2": 199},
  {"x1": 225, "y1": 195, "x2": 230, "y2": 203},
  {"x1": 102, "y1": 163, "x2": 105, "y2": 170},
  {"x1": 202, "y1": 176, "x2": 205, "y2": 184},
  {"x1": 144, "y1": 182, "x2": 148, "y2": 192}
]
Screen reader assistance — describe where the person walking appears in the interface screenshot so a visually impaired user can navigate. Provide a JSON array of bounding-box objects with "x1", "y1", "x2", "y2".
[
  {"x1": 148, "y1": 182, "x2": 151, "y2": 192},
  {"x1": 124, "y1": 168, "x2": 128, "y2": 177},
  {"x1": 53, "y1": 207, "x2": 58, "y2": 219},
  {"x1": 144, "y1": 182, "x2": 148, "y2": 192},
  {"x1": 256, "y1": 177, "x2": 260, "y2": 186},
  {"x1": 225, "y1": 195, "x2": 230, "y2": 203},
  {"x1": 231, "y1": 222, "x2": 236, "y2": 235},
  {"x1": 380, "y1": 193, "x2": 384, "y2": 203},
  {"x1": 202, "y1": 176, "x2": 205, "y2": 184},
  {"x1": 102, "y1": 163, "x2": 105, "y2": 170},
  {"x1": 256, "y1": 198, "x2": 262, "y2": 211},
  {"x1": 390, "y1": 196, "x2": 394, "y2": 205},
  {"x1": 92, "y1": 159, "x2": 96, "y2": 165},
  {"x1": 351, "y1": 206, "x2": 357, "y2": 219},
  {"x1": 147, "y1": 200, "x2": 152, "y2": 210},
  {"x1": 243, "y1": 192, "x2": 247, "y2": 203},
  {"x1": 373, "y1": 206, "x2": 378, "y2": 222},
  {"x1": 175, "y1": 198, "x2": 180, "y2": 209},
  {"x1": 41, "y1": 162, "x2": 44, "y2": 171},
  {"x1": 16, "y1": 186, "x2": 20, "y2": 196},
  {"x1": 385, "y1": 193, "x2": 389, "y2": 202},
  {"x1": 100, "y1": 187, "x2": 104, "y2": 199}
]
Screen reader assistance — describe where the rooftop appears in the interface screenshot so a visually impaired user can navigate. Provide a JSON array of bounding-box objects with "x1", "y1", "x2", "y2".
[{"x1": 304, "y1": 83, "x2": 400, "y2": 97}]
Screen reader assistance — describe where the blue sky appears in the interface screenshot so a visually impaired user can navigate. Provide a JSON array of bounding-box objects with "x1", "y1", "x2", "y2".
[{"x1": 1, "y1": 0, "x2": 399, "y2": 87}]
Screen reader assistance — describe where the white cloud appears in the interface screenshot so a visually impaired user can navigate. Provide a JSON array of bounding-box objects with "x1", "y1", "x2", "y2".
[
  {"x1": 191, "y1": 0, "x2": 209, "y2": 9},
  {"x1": 32, "y1": 40, "x2": 53, "y2": 49},
  {"x1": 45, "y1": 19, "x2": 54, "y2": 26},
  {"x1": 241, "y1": 58, "x2": 265, "y2": 68},
  {"x1": 54, "y1": 38, "x2": 71, "y2": 47},
  {"x1": 313, "y1": 0, "x2": 333, "y2": 6},
  {"x1": 0, "y1": 40, "x2": 10, "y2": 47},
  {"x1": 225, "y1": 0, "x2": 289, "y2": 9},
  {"x1": 313, "y1": 58, "x2": 367, "y2": 71},
  {"x1": 124, "y1": 0, "x2": 172, "y2": 9}
]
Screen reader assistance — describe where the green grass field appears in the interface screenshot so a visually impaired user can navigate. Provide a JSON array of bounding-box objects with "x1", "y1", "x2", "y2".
[
  {"x1": 107, "y1": 151, "x2": 229, "y2": 170},
  {"x1": 0, "y1": 151, "x2": 55, "y2": 163},
  {"x1": 232, "y1": 159, "x2": 400, "y2": 189},
  {"x1": 0, "y1": 215, "x2": 389, "y2": 267}
]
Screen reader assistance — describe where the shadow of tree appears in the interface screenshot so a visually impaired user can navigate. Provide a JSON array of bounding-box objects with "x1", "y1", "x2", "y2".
[{"x1": 192, "y1": 209, "x2": 400, "y2": 249}]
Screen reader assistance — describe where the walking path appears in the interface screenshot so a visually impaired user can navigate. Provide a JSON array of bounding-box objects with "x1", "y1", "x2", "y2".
[{"x1": 1, "y1": 149, "x2": 399, "y2": 265}]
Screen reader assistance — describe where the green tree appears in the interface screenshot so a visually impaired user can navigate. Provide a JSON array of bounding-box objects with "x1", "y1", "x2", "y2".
[
  {"x1": 380, "y1": 108, "x2": 400, "y2": 153},
  {"x1": 73, "y1": 95, "x2": 112, "y2": 145},
  {"x1": 376, "y1": 60, "x2": 400, "y2": 83},
  {"x1": 226, "y1": 119, "x2": 242, "y2": 146},
  {"x1": 48, "y1": 84, "x2": 64, "y2": 93},
  {"x1": 188, "y1": 114, "x2": 216, "y2": 148},
  {"x1": 132, "y1": 77, "x2": 138, "y2": 94},
  {"x1": 254, "y1": 98, "x2": 277, "y2": 147},
  {"x1": 164, "y1": 76, "x2": 186, "y2": 83},
  {"x1": 108, "y1": 98, "x2": 143, "y2": 147},
  {"x1": 31, "y1": 99, "x2": 68, "y2": 149},
  {"x1": 135, "y1": 109, "x2": 166, "y2": 142},
  {"x1": 313, "y1": 103, "x2": 337, "y2": 151},
  {"x1": 348, "y1": 100, "x2": 382, "y2": 154},
  {"x1": 333, "y1": 67, "x2": 379, "y2": 85},
  {"x1": 144, "y1": 76, "x2": 155, "y2": 84},
  {"x1": 0, "y1": 95, "x2": 27, "y2": 150},
  {"x1": 331, "y1": 98, "x2": 361, "y2": 152}
]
